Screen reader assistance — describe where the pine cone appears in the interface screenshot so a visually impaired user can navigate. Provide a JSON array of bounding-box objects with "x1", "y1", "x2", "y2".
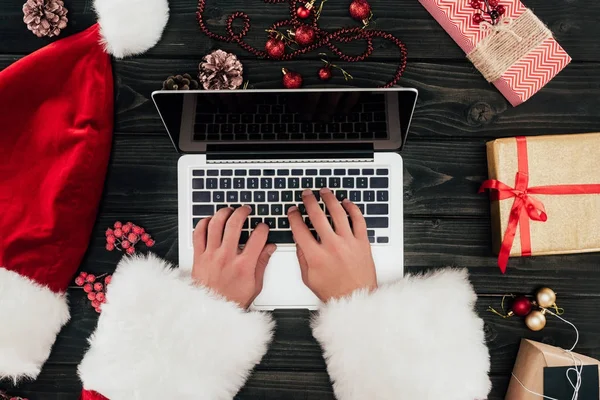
[
  {"x1": 162, "y1": 74, "x2": 199, "y2": 90},
  {"x1": 199, "y1": 50, "x2": 244, "y2": 90},
  {"x1": 23, "y1": 0, "x2": 68, "y2": 38}
]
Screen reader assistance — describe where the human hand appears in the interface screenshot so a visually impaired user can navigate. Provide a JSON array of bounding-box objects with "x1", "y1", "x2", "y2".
[
  {"x1": 192, "y1": 206, "x2": 277, "y2": 308},
  {"x1": 288, "y1": 188, "x2": 377, "y2": 302}
]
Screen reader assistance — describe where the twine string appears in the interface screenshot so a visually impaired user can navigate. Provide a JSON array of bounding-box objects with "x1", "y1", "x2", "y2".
[
  {"x1": 511, "y1": 308, "x2": 583, "y2": 400},
  {"x1": 479, "y1": 17, "x2": 522, "y2": 42}
]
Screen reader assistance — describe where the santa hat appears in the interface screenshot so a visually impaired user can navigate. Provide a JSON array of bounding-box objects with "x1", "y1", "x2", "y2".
[{"x1": 0, "y1": 0, "x2": 169, "y2": 382}]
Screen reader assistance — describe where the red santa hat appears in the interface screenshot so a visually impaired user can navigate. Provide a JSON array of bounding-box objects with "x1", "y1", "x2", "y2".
[{"x1": 0, "y1": 0, "x2": 169, "y2": 382}]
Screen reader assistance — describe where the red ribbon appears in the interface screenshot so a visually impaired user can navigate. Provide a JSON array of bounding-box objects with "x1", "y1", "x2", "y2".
[{"x1": 479, "y1": 136, "x2": 600, "y2": 273}]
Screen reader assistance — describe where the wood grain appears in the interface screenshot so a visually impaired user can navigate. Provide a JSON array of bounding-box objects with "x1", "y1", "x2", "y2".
[
  {"x1": 0, "y1": 0, "x2": 595, "y2": 61},
  {"x1": 2, "y1": 0, "x2": 600, "y2": 397},
  {"x1": 97, "y1": 134, "x2": 490, "y2": 216},
  {"x1": 3, "y1": 56, "x2": 597, "y2": 137}
]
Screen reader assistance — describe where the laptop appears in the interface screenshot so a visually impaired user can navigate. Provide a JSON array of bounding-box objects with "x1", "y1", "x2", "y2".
[{"x1": 152, "y1": 88, "x2": 418, "y2": 310}]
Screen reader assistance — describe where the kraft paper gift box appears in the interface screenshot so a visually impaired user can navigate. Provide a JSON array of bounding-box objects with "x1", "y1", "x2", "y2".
[
  {"x1": 418, "y1": 0, "x2": 571, "y2": 106},
  {"x1": 482, "y1": 133, "x2": 600, "y2": 272},
  {"x1": 506, "y1": 339, "x2": 600, "y2": 400}
]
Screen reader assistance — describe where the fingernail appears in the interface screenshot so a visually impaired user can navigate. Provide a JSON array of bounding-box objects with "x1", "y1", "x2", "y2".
[
  {"x1": 288, "y1": 205, "x2": 298, "y2": 213},
  {"x1": 342, "y1": 198, "x2": 350, "y2": 203},
  {"x1": 244, "y1": 204, "x2": 252, "y2": 210},
  {"x1": 320, "y1": 187, "x2": 331, "y2": 194},
  {"x1": 267, "y1": 245, "x2": 277, "y2": 255},
  {"x1": 302, "y1": 189, "x2": 313, "y2": 197}
]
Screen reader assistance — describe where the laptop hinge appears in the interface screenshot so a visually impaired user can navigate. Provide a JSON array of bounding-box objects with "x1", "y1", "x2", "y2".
[{"x1": 206, "y1": 143, "x2": 374, "y2": 163}]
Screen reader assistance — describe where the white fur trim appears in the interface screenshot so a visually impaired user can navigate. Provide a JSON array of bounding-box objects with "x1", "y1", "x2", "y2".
[
  {"x1": 312, "y1": 269, "x2": 491, "y2": 400},
  {"x1": 78, "y1": 253, "x2": 274, "y2": 400},
  {"x1": 94, "y1": 0, "x2": 169, "y2": 58},
  {"x1": 0, "y1": 268, "x2": 70, "y2": 382}
]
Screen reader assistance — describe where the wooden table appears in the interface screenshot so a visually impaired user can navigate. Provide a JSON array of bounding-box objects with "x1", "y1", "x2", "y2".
[{"x1": 2, "y1": 0, "x2": 600, "y2": 398}]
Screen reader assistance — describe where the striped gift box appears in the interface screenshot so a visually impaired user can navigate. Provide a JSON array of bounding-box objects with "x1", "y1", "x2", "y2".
[{"x1": 419, "y1": 0, "x2": 571, "y2": 106}]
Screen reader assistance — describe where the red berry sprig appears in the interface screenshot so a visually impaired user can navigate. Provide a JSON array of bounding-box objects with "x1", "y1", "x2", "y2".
[
  {"x1": 470, "y1": 0, "x2": 506, "y2": 25},
  {"x1": 73, "y1": 272, "x2": 113, "y2": 313},
  {"x1": 105, "y1": 221, "x2": 154, "y2": 254},
  {"x1": 0, "y1": 391, "x2": 29, "y2": 400}
]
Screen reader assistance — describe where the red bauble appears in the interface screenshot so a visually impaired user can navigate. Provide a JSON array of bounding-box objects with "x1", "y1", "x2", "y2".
[
  {"x1": 496, "y1": 4, "x2": 506, "y2": 15},
  {"x1": 472, "y1": 13, "x2": 484, "y2": 24},
  {"x1": 265, "y1": 38, "x2": 285, "y2": 59},
  {"x1": 488, "y1": 0, "x2": 499, "y2": 7},
  {"x1": 318, "y1": 67, "x2": 332, "y2": 81},
  {"x1": 295, "y1": 25, "x2": 316, "y2": 46},
  {"x1": 349, "y1": 0, "x2": 371, "y2": 21},
  {"x1": 296, "y1": 5, "x2": 311, "y2": 19},
  {"x1": 511, "y1": 296, "x2": 533, "y2": 317},
  {"x1": 282, "y1": 68, "x2": 303, "y2": 88}
]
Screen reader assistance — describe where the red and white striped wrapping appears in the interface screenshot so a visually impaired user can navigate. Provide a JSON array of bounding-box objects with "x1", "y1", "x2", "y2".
[{"x1": 419, "y1": 0, "x2": 571, "y2": 106}]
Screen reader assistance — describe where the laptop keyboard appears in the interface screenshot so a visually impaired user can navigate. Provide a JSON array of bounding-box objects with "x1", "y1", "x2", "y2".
[
  {"x1": 193, "y1": 93, "x2": 389, "y2": 142},
  {"x1": 191, "y1": 167, "x2": 391, "y2": 245}
]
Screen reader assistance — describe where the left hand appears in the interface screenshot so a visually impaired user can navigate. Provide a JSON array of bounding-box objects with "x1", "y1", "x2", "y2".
[{"x1": 191, "y1": 206, "x2": 277, "y2": 308}]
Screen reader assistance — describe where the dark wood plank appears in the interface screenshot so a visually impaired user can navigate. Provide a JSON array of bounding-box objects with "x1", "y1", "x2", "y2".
[
  {"x1": 0, "y1": 371, "x2": 511, "y2": 400},
  {"x1": 112, "y1": 59, "x2": 600, "y2": 136},
  {"x1": 0, "y1": 0, "x2": 594, "y2": 61},
  {"x1": 1, "y1": 56, "x2": 598, "y2": 137},
  {"x1": 97, "y1": 134, "x2": 490, "y2": 217}
]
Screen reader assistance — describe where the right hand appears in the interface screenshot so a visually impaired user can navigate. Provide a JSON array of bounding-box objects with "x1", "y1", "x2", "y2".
[{"x1": 287, "y1": 188, "x2": 377, "y2": 302}]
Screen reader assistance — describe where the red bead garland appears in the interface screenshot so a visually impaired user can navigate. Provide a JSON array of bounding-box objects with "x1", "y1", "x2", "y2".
[{"x1": 196, "y1": 0, "x2": 408, "y2": 88}]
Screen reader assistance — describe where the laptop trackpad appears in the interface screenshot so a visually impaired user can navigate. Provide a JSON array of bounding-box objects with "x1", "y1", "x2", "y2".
[{"x1": 252, "y1": 249, "x2": 319, "y2": 310}]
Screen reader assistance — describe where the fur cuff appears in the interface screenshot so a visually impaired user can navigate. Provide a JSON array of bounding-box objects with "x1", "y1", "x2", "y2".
[
  {"x1": 78, "y1": 254, "x2": 275, "y2": 399},
  {"x1": 312, "y1": 269, "x2": 491, "y2": 400},
  {"x1": 0, "y1": 268, "x2": 70, "y2": 381}
]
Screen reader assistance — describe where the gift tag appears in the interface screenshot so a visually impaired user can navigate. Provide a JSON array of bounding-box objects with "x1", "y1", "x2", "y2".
[{"x1": 544, "y1": 365, "x2": 599, "y2": 399}]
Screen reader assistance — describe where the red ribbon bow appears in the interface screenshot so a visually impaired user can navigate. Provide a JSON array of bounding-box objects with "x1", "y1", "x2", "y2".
[{"x1": 479, "y1": 136, "x2": 600, "y2": 273}]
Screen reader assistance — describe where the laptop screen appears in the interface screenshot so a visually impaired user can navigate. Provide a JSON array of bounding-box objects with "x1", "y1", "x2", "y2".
[{"x1": 152, "y1": 89, "x2": 418, "y2": 153}]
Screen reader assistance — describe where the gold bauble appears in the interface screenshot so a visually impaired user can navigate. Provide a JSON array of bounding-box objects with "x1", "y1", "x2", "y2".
[
  {"x1": 525, "y1": 310, "x2": 547, "y2": 331},
  {"x1": 536, "y1": 287, "x2": 557, "y2": 308}
]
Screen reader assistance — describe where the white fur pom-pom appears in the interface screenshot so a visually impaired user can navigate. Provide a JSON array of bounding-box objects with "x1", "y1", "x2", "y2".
[{"x1": 94, "y1": 0, "x2": 169, "y2": 58}]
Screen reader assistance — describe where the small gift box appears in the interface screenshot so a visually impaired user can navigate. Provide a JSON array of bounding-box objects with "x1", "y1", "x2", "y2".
[
  {"x1": 480, "y1": 133, "x2": 600, "y2": 272},
  {"x1": 419, "y1": 0, "x2": 571, "y2": 106},
  {"x1": 506, "y1": 339, "x2": 600, "y2": 400}
]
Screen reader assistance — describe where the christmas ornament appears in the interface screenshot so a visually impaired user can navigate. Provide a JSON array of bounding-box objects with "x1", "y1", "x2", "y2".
[
  {"x1": 349, "y1": 0, "x2": 372, "y2": 26},
  {"x1": 318, "y1": 55, "x2": 353, "y2": 81},
  {"x1": 292, "y1": 25, "x2": 316, "y2": 46},
  {"x1": 296, "y1": 0, "x2": 313, "y2": 18},
  {"x1": 318, "y1": 67, "x2": 332, "y2": 80},
  {"x1": 487, "y1": 287, "x2": 564, "y2": 331},
  {"x1": 196, "y1": 0, "x2": 408, "y2": 88},
  {"x1": 282, "y1": 68, "x2": 303, "y2": 88},
  {"x1": 162, "y1": 74, "x2": 199, "y2": 90},
  {"x1": 510, "y1": 295, "x2": 532, "y2": 317},
  {"x1": 198, "y1": 49, "x2": 244, "y2": 90},
  {"x1": 470, "y1": 0, "x2": 506, "y2": 25},
  {"x1": 265, "y1": 37, "x2": 286, "y2": 59},
  {"x1": 524, "y1": 310, "x2": 546, "y2": 331},
  {"x1": 22, "y1": 0, "x2": 68, "y2": 38},
  {"x1": 105, "y1": 221, "x2": 154, "y2": 254},
  {"x1": 535, "y1": 287, "x2": 557, "y2": 308},
  {"x1": 73, "y1": 271, "x2": 113, "y2": 313}
]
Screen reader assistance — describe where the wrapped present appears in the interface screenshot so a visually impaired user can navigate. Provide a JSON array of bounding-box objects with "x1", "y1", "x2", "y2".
[
  {"x1": 419, "y1": 0, "x2": 571, "y2": 106},
  {"x1": 479, "y1": 133, "x2": 600, "y2": 272},
  {"x1": 506, "y1": 339, "x2": 600, "y2": 400}
]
